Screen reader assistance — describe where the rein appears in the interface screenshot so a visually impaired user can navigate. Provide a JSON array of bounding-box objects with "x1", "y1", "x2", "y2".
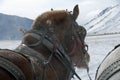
[
  {"x1": 22, "y1": 28, "x2": 82, "y2": 80},
  {"x1": 70, "y1": 15, "x2": 92, "y2": 80},
  {"x1": 67, "y1": 28, "x2": 92, "y2": 80},
  {"x1": 74, "y1": 31, "x2": 92, "y2": 80},
  {"x1": 21, "y1": 16, "x2": 90, "y2": 80}
]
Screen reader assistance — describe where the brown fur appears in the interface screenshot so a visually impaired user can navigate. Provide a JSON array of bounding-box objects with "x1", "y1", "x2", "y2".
[
  {"x1": 0, "y1": 5, "x2": 90, "y2": 80},
  {"x1": 30, "y1": 5, "x2": 90, "y2": 68},
  {"x1": 31, "y1": 10, "x2": 72, "y2": 45},
  {"x1": 0, "y1": 68, "x2": 15, "y2": 80},
  {"x1": 0, "y1": 50, "x2": 34, "y2": 80},
  {"x1": 32, "y1": 10, "x2": 69, "y2": 27}
]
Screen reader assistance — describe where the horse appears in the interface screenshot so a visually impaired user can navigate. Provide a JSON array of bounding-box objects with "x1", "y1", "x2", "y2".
[
  {"x1": 95, "y1": 44, "x2": 120, "y2": 80},
  {"x1": 0, "y1": 5, "x2": 90, "y2": 80}
]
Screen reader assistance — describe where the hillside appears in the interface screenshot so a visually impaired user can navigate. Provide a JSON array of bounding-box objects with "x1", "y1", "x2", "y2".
[
  {"x1": 85, "y1": 4, "x2": 120, "y2": 35},
  {"x1": 0, "y1": 13, "x2": 33, "y2": 40},
  {"x1": 1, "y1": 3, "x2": 120, "y2": 39}
]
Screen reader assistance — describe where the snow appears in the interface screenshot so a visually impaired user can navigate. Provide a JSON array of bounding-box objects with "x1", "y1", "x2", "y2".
[
  {"x1": 0, "y1": 34, "x2": 120, "y2": 80},
  {"x1": 85, "y1": 4, "x2": 120, "y2": 35},
  {"x1": 0, "y1": 40, "x2": 21, "y2": 49}
]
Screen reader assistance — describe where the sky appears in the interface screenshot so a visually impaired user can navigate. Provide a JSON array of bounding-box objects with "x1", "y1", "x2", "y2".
[{"x1": 0, "y1": 0, "x2": 118, "y2": 25}]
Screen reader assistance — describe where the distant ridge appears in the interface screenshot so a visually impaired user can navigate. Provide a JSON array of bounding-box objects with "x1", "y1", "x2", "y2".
[
  {"x1": 85, "y1": 4, "x2": 120, "y2": 35},
  {"x1": 0, "y1": 13, "x2": 33, "y2": 40}
]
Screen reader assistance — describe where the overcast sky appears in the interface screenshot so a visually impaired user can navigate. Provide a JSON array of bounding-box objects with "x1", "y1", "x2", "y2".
[{"x1": 0, "y1": 0, "x2": 118, "y2": 24}]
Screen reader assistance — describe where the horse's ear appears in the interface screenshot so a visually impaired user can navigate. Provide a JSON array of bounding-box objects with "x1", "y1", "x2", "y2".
[{"x1": 72, "y1": 4, "x2": 79, "y2": 21}]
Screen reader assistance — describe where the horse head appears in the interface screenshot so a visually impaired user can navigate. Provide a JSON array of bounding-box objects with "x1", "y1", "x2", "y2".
[{"x1": 23, "y1": 5, "x2": 90, "y2": 69}]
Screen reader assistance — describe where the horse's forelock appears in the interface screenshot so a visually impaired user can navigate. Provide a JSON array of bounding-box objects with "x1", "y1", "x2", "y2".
[{"x1": 32, "y1": 10, "x2": 70, "y2": 29}]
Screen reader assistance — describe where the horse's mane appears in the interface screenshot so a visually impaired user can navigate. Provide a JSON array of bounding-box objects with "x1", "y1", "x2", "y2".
[{"x1": 32, "y1": 10, "x2": 70, "y2": 29}]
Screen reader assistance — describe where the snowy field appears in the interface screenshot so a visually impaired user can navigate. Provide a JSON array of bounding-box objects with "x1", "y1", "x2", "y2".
[
  {"x1": 0, "y1": 34, "x2": 120, "y2": 80},
  {"x1": 77, "y1": 34, "x2": 120, "y2": 80}
]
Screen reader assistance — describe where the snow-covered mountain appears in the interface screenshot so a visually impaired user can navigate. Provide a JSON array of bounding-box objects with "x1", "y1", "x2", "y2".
[
  {"x1": 0, "y1": 13, "x2": 33, "y2": 40},
  {"x1": 84, "y1": 4, "x2": 120, "y2": 35}
]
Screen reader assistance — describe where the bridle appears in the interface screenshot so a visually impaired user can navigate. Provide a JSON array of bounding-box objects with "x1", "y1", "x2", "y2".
[
  {"x1": 20, "y1": 12, "x2": 91, "y2": 80},
  {"x1": 69, "y1": 14, "x2": 92, "y2": 80},
  {"x1": 22, "y1": 28, "x2": 81, "y2": 80}
]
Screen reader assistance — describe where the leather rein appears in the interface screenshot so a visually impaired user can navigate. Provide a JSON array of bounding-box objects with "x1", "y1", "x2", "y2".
[
  {"x1": 20, "y1": 16, "x2": 91, "y2": 80},
  {"x1": 21, "y1": 25, "x2": 82, "y2": 80},
  {"x1": 70, "y1": 21, "x2": 92, "y2": 80}
]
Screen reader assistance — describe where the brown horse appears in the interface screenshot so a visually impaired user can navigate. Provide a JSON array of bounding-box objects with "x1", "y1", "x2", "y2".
[{"x1": 0, "y1": 5, "x2": 90, "y2": 80}]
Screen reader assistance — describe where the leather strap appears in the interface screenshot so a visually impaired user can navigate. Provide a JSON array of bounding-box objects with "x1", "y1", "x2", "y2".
[
  {"x1": 0, "y1": 56, "x2": 25, "y2": 80},
  {"x1": 21, "y1": 28, "x2": 81, "y2": 80},
  {"x1": 15, "y1": 44, "x2": 46, "y2": 63}
]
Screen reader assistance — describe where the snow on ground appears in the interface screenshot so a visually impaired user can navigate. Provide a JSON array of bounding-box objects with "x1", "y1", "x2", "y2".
[
  {"x1": 74, "y1": 34, "x2": 120, "y2": 80},
  {"x1": 0, "y1": 34, "x2": 120, "y2": 80},
  {"x1": 0, "y1": 40, "x2": 21, "y2": 50}
]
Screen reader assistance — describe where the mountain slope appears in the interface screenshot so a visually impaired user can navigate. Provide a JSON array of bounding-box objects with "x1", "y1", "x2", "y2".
[
  {"x1": 0, "y1": 13, "x2": 33, "y2": 40},
  {"x1": 85, "y1": 4, "x2": 120, "y2": 35}
]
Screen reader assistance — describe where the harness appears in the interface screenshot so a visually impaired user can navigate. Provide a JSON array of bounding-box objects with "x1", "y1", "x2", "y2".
[
  {"x1": 70, "y1": 15, "x2": 92, "y2": 80},
  {"x1": 18, "y1": 18, "x2": 91, "y2": 79},
  {"x1": 20, "y1": 19, "x2": 91, "y2": 79},
  {"x1": 0, "y1": 56, "x2": 25, "y2": 80},
  {"x1": 0, "y1": 16, "x2": 91, "y2": 80},
  {"x1": 21, "y1": 28, "x2": 81, "y2": 80}
]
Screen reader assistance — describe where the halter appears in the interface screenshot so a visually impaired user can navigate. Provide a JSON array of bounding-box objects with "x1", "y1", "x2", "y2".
[
  {"x1": 70, "y1": 14, "x2": 92, "y2": 80},
  {"x1": 19, "y1": 13, "x2": 90, "y2": 80},
  {"x1": 22, "y1": 27, "x2": 81, "y2": 80},
  {"x1": 72, "y1": 26, "x2": 92, "y2": 80}
]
